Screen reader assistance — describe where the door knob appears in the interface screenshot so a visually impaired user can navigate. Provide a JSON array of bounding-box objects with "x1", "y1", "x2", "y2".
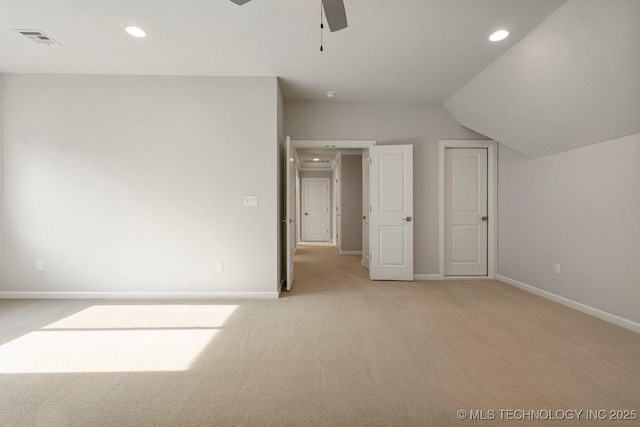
[
  {"x1": 305, "y1": 213, "x2": 308, "y2": 216},
  {"x1": 362, "y1": 215, "x2": 366, "y2": 220},
  {"x1": 402, "y1": 217, "x2": 412, "y2": 222},
  {"x1": 481, "y1": 216, "x2": 488, "y2": 221}
]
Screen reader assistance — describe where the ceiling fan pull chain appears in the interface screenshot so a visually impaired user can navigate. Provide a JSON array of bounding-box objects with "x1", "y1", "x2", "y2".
[{"x1": 320, "y1": 0, "x2": 324, "y2": 51}]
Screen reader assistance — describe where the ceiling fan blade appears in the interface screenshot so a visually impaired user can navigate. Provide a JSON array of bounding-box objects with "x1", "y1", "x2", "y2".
[
  {"x1": 229, "y1": 0, "x2": 252, "y2": 5},
  {"x1": 322, "y1": 0, "x2": 348, "y2": 32}
]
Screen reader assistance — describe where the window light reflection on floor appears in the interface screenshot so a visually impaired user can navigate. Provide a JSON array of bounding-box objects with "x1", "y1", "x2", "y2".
[{"x1": 0, "y1": 305, "x2": 238, "y2": 374}]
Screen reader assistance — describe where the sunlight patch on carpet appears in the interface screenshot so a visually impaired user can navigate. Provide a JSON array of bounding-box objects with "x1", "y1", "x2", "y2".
[{"x1": 0, "y1": 305, "x2": 238, "y2": 373}]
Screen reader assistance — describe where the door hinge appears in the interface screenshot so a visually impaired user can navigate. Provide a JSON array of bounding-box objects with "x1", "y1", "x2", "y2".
[
  {"x1": 369, "y1": 206, "x2": 372, "y2": 212},
  {"x1": 369, "y1": 158, "x2": 371, "y2": 164}
]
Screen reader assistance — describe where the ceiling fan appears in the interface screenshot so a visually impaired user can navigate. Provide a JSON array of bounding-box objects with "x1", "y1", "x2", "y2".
[{"x1": 229, "y1": 0, "x2": 348, "y2": 32}]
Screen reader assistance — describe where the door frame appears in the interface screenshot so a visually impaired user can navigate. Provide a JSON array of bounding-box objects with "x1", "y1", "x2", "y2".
[{"x1": 438, "y1": 140, "x2": 497, "y2": 280}]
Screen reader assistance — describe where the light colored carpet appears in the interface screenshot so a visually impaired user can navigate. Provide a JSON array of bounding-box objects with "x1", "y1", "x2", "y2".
[{"x1": 0, "y1": 245, "x2": 639, "y2": 426}]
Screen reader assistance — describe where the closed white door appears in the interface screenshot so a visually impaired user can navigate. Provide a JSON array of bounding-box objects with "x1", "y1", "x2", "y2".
[
  {"x1": 302, "y1": 178, "x2": 330, "y2": 241},
  {"x1": 369, "y1": 145, "x2": 413, "y2": 281},
  {"x1": 285, "y1": 137, "x2": 296, "y2": 291},
  {"x1": 362, "y1": 150, "x2": 370, "y2": 270},
  {"x1": 445, "y1": 148, "x2": 488, "y2": 276}
]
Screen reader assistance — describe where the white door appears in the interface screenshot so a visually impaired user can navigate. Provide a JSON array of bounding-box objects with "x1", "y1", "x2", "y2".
[
  {"x1": 302, "y1": 178, "x2": 330, "y2": 241},
  {"x1": 369, "y1": 145, "x2": 413, "y2": 281},
  {"x1": 362, "y1": 150, "x2": 370, "y2": 270},
  {"x1": 285, "y1": 137, "x2": 296, "y2": 291},
  {"x1": 445, "y1": 148, "x2": 488, "y2": 276}
]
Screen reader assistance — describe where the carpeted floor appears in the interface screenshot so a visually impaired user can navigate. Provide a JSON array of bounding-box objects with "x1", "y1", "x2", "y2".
[{"x1": 0, "y1": 244, "x2": 639, "y2": 426}]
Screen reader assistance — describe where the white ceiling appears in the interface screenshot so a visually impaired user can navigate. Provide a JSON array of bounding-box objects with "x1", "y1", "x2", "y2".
[
  {"x1": 445, "y1": 0, "x2": 640, "y2": 157},
  {"x1": 296, "y1": 148, "x2": 339, "y2": 170},
  {"x1": 0, "y1": 0, "x2": 566, "y2": 104}
]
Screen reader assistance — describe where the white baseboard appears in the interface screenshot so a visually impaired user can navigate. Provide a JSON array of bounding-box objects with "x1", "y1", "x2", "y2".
[
  {"x1": 497, "y1": 275, "x2": 640, "y2": 333},
  {"x1": 340, "y1": 251, "x2": 362, "y2": 255},
  {"x1": 414, "y1": 274, "x2": 443, "y2": 281},
  {"x1": 0, "y1": 291, "x2": 280, "y2": 300}
]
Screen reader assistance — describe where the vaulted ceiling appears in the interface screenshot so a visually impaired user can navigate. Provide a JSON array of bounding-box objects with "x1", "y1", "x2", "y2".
[
  {"x1": 445, "y1": 0, "x2": 640, "y2": 157},
  {"x1": 0, "y1": 0, "x2": 565, "y2": 103},
  {"x1": 2, "y1": 0, "x2": 636, "y2": 158}
]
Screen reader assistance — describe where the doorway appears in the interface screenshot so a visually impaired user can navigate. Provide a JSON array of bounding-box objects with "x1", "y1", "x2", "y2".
[{"x1": 283, "y1": 139, "x2": 415, "y2": 292}]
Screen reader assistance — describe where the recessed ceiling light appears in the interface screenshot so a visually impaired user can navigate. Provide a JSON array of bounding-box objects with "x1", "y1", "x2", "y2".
[
  {"x1": 326, "y1": 91, "x2": 336, "y2": 99},
  {"x1": 489, "y1": 30, "x2": 509, "y2": 42},
  {"x1": 126, "y1": 26, "x2": 147, "y2": 38},
  {"x1": 313, "y1": 158, "x2": 320, "y2": 162}
]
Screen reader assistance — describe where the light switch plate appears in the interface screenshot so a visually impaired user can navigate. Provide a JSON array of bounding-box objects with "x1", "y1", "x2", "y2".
[{"x1": 244, "y1": 195, "x2": 258, "y2": 206}]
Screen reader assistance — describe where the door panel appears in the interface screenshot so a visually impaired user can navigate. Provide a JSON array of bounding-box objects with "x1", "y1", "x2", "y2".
[
  {"x1": 379, "y1": 226, "x2": 406, "y2": 265},
  {"x1": 451, "y1": 225, "x2": 479, "y2": 262},
  {"x1": 445, "y1": 148, "x2": 488, "y2": 276},
  {"x1": 302, "y1": 178, "x2": 330, "y2": 241},
  {"x1": 369, "y1": 145, "x2": 413, "y2": 281}
]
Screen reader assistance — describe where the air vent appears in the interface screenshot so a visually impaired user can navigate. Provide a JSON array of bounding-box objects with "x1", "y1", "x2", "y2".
[
  {"x1": 15, "y1": 29, "x2": 60, "y2": 45},
  {"x1": 303, "y1": 160, "x2": 331, "y2": 164}
]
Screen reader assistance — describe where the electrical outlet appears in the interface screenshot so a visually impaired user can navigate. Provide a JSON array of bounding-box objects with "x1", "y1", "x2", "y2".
[
  {"x1": 243, "y1": 195, "x2": 258, "y2": 206},
  {"x1": 216, "y1": 262, "x2": 223, "y2": 272},
  {"x1": 554, "y1": 263, "x2": 561, "y2": 274},
  {"x1": 36, "y1": 261, "x2": 44, "y2": 272}
]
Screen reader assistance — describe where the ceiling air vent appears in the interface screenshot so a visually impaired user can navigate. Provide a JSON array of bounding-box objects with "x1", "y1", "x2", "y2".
[
  {"x1": 15, "y1": 29, "x2": 60, "y2": 45},
  {"x1": 303, "y1": 160, "x2": 331, "y2": 164}
]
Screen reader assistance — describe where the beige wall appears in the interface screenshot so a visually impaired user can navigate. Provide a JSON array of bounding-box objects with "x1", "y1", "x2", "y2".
[
  {"x1": 285, "y1": 101, "x2": 485, "y2": 275},
  {"x1": 0, "y1": 75, "x2": 2, "y2": 283},
  {"x1": 498, "y1": 133, "x2": 640, "y2": 324},
  {"x1": 339, "y1": 155, "x2": 362, "y2": 252},
  {"x1": 1, "y1": 74, "x2": 279, "y2": 296},
  {"x1": 299, "y1": 171, "x2": 332, "y2": 179},
  {"x1": 277, "y1": 80, "x2": 285, "y2": 291}
]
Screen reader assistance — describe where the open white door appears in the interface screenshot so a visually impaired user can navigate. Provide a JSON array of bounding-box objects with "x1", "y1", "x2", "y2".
[
  {"x1": 285, "y1": 137, "x2": 296, "y2": 291},
  {"x1": 369, "y1": 145, "x2": 413, "y2": 281}
]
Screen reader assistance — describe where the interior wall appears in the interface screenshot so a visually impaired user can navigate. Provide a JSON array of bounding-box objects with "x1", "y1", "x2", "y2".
[
  {"x1": 332, "y1": 164, "x2": 339, "y2": 245},
  {"x1": 299, "y1": 171, "x2": 332, "y2": 179},
  {"x1": 285, "y1": 101, "x2": 486, "y2": 275},
  {"x1": 498, "y1": 133, "x2": 640, "y2": 325},
  {"x1": 1, "y1": 74, "x2": 279, "y2": 296},
  {"x1": 277, "y1": 80, "x2": 284, "y2": 291},
  {"x1": 0, "y1": 74, "x2": 2, "y2": 284},
  {"x1": 339, "y1": 155, "x2": 362, "y2": 253}
]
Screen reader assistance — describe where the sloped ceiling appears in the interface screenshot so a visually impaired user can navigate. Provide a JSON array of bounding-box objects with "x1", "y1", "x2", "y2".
[{"x1": 444, "y1": 0, "x2": 640, "y2": 158}]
